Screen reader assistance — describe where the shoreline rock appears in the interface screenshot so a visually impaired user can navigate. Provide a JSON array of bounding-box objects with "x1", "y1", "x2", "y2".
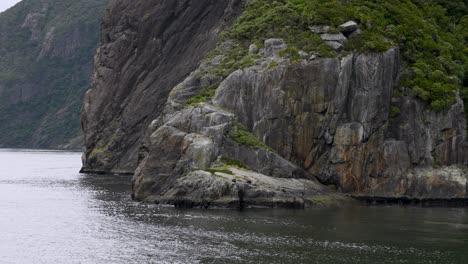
[
  {"x1": 80, "y1": 1, "x2": 467, "y2": 209},
  {"x1": 139, "y1": 168, "x2": 351, "y2": 209}
]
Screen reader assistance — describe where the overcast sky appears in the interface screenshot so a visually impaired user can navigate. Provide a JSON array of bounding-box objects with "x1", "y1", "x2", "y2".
[{"x1": 0, "y1": 0, "x2": 21, "y2": 13}]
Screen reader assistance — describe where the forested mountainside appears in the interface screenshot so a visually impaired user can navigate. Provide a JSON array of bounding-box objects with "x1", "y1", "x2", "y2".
[
  {"x1": 0, "y1": 0, "x2": 107, "y2": 149},
  {"x1": 81, "y1": 0, "x2": 467, "y2": 208}
]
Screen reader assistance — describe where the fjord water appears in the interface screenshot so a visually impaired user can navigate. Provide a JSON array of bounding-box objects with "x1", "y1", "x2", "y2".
[{"x1": 0, "y1": 150, "x2": 466, "y2": 264}]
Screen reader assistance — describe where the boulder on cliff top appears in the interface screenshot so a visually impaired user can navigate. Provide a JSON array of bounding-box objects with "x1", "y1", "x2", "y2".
[
  {"x1": 325, "y1": 41, "x2": 343, "y2": 51},
  {"x1": 309, "y1": 25, "x2": 330, "y2": 34},
  {"x1": 321, "y1": 33, "x2": 347, "y2": 43},
  {"x1": 338, "y1": 21, "x2": 359, "y2": 34}
]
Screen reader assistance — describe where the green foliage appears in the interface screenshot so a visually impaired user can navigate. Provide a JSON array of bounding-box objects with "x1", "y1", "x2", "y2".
[
  {"x1": 462, "y1": 88, "x2": 468, "y2": 120},
  {"x1": 308, "y1": 196, "x2": 338, "y2": 205},
  {"x1": 186, "y1": 46, "x2": 261, "y2": 104},
  {"x1": 226, "y1": 0, "x2": 335, "y2": 57},
  {"x1": 266, "y1": 60, "x2": 280, "y2": 71},
  {"x1": 220, "y1": 157, "x2": 247, "y2": 169},
  {"x1": 89, "y1": 144, "x2": 111, "y2": 161},
  {"x1": 390, "y1": 106, "x2": 401, "y2": 118},
  {"x1": 185, "y1": 84, "x2": 219, "y2": 106},
  {"x1": 221, "y1": 0, "x2": 467, "y2": 112},
  {"x1": 230, "y1": 126, "x2": 271, "y2": 151},
  {"x1": 213, "y1": 47, "x2": 261, "y2": 78}
]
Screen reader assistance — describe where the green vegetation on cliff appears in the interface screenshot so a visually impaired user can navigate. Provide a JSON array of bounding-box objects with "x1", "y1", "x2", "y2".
[
  {"x1": 220, "y1": 0, "x2": 467, "y2": 112},
  {"x1": 0, "y1": 0, "x2": 107, "y2": 148},
  {"x1": 230, "y1": 124, "x2": 272, "y2": 151}
]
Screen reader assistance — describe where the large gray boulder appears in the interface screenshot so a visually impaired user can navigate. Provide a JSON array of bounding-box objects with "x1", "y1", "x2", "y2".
[
  {"x1": 321, "y1": 33, "x2": 348, "y2": 50},
  {"x1": 338, "y1": 21, "x2": 359, "y2": 34},
  {"x1": 259, "y1": 38, "x2": 287, "y2": 58},
  {"x1": 321, "y1": 33, "x2": 347, "y2": 43},
  {"x1": 309, "y1": 25, "x2": 330, "y2": 34}
]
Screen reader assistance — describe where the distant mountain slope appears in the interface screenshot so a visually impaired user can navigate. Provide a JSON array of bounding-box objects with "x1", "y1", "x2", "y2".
[{"x1": 0, "y1": 0, "x2": 107, "y2": 149}]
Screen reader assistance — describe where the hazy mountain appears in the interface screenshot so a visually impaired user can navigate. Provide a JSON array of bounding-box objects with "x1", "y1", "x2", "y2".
[{"x1": 0, "y1": 0, "x2": 107, "y2": 148}]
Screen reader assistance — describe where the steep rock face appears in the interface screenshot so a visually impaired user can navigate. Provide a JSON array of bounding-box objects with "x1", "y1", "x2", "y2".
[
  {"x1": 82, "y1": 0, "x2": 467, "y2": 207},
  {"x1": 214, "y1": 48, "x2": 467, "y2": 198},
  {"x1": 388, "y1": 94, "x2": 467, "y2": 167},
  {"x1": 0, "y1": 0, "x2": 107, "y2": 148},
  {"x1": 81, "y1": 0, "x2": 245, "y2": 173},
  {"x1": 215, "y1": 50, "x2": 399, "y2": 174}
]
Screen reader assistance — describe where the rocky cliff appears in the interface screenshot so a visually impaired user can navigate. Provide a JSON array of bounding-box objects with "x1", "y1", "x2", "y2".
[
  {"x1": 81, "y1": 0, "x2": 245, "y2": 173},
  {"x1": 82, "y1": 0, "x2": 467, "y2": 208},
  {"x1": 0, "y1": 0, "x2": 107, "y2": 148}
]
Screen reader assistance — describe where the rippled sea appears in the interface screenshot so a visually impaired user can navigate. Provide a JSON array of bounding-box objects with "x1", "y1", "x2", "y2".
[{"x1": 0, "y1": 149, "x2": 467, "y2": 264}]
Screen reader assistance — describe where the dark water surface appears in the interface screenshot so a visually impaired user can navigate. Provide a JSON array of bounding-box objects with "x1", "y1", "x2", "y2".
[{"x1": 0, "y1": 149, "x2": 467, "y2": 264}]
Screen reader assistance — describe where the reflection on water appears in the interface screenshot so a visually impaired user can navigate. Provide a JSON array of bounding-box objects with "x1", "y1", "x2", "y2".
[{"x1": 0, "y1": 149, "x2": 467, "y2": 264}]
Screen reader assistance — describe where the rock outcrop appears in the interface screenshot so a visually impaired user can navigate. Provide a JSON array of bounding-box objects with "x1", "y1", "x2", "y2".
[
  {"x1": 81, "y1": 0, "x2": 467, "y2": 208},
  {"x1": 81, "y1": 0, "x2": 245, "y2": 173},
  {"x1": 214, "y1": 49, "x2": 401, "y2": 193},
  {"x1": 133, "y1": 104, "x2": 343, "y2": 208}
]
